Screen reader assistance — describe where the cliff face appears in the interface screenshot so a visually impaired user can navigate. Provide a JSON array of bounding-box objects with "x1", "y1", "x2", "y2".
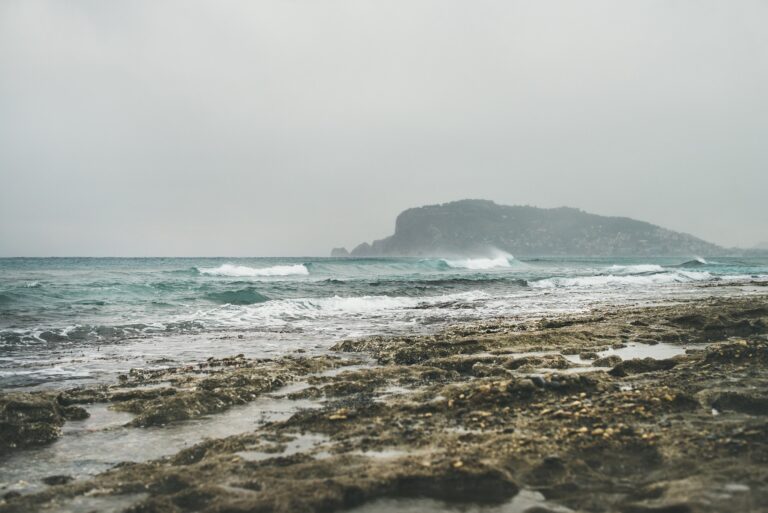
[{"x1": 345, "y1": 200, "x2": 724, "y2": 257}]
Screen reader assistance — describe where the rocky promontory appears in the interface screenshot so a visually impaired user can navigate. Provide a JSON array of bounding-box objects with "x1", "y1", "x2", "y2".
[{"x1": 337, "y1": 199, "x2": 726, "y2": 257}]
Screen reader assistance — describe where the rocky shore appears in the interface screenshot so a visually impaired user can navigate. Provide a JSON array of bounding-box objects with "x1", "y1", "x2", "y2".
[{"x1": 1, "y1": 295, "x2": 767, "y2": 512}]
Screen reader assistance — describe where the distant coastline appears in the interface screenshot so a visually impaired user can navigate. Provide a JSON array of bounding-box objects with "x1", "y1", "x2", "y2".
[{"x1": 334, "y1": 199, "x2": 742, "y2": 258}]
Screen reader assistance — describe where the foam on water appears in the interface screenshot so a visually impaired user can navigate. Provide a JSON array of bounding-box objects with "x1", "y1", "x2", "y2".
[
  {"x1": 197, "y1": 263, "x2": 309, "y2": 277},
  {"x1": 530, "y1": 270, "x2": 713, "y2": 289},
  {"x1": 187, "y1": 290, "x2": 490, "y2": 332},
  {"x1": 1, "y1": 256, "x2": 767, "y2": 388}
]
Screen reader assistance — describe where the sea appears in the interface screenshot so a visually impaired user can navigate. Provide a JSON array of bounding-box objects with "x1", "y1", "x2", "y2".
[{"x1": 1, "y1": 255, "x2": 767, "y2": 390}]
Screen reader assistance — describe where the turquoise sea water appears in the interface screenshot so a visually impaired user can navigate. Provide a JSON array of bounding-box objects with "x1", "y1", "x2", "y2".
[{"x1": 1, "y1": 256, "x2": 766, "y2": 389}]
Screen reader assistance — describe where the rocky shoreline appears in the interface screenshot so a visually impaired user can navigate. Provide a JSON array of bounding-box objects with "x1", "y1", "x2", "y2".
[{"x1": 1, "y1": 295, "x2": 767, "y2": 512}]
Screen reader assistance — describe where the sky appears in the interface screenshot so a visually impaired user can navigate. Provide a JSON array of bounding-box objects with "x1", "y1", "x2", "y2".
[{"x1": 1, "y1": 0, "x2": 767, "y2": 256}]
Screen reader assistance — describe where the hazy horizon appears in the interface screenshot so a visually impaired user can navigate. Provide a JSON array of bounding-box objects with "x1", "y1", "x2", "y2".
[
  {"x1": 2, "y1": 1, "x2": 767, "y2": 257},
  {"x1": 0, "y1": 198, "x2": 760, "y2": 258}
]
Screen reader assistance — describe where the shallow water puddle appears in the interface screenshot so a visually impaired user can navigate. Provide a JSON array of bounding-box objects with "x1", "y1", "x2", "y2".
[
  {"x1": 0, "y1": 394, "x2": 321, "y2": 495},
  {"x1": 506, "y1": 341, "x2": 689, "y2": 367},
  {"x1": 496, "y1": 341, "x2": 691, "y2": 376},
  {"x1": 346, "y1": 489, "x2": 573, "y2": 513},
  {"x1": 562, "y1": 341, "x2": 689, "y2": 365}
]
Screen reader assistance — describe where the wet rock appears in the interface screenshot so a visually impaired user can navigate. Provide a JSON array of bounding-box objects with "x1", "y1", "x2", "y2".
[
  {"x1": 527, "y1": 455, "x2": 568, "y2": 485},
  {"x1": 504, "y1": 355, "x2": 573, "y2": 371},
  {"x1": 322, "y1": 380, "x2": 379, "y2": 397},
  {"x1": 2, "y1": 491, "x2": 21, "y2": 501},
  {"x1": 287, "y1": 387, "x2": 323, "y2": 400},
  {"x1": 0, "y1": 393, "x2": 66, "y2": 454},
  {"x1": 704, "y1": 339, "x2": 768, "y2": 365},
  {"x1": 669, "y1": 313, "x2": 711, "y2": 330},
  {"x1": 670, "y1": 310, "x2": 767, "y2": 340},
  {"x1": 58, "y1": 404, "x2": 88, "y2": 420},
  {"x1": 392, "y1": 466, "x2": 518, "y2": 503},
  {"x1": 430, "y1": 355, "x2": 500, "y2": 374},
  {"x1": 593, "y1": 355, "x2": 622, "y2": 367},
  {"x1": 709, "y1": 391, "x2": 768, "y2": 415},
  {"x1": 541, "y1": 374, "x2": 605, "y2": 394},
  {"x1": 609, "y1": 358, "x2": 678, "y2": 377},
  {"x1": 121, "y1": 391, "x2": 233, "y2": 427},
  {"x1": 579, "y1": 352, "x2": 599, "y2": 360},
  {"x1": 622, "y1": 503, "x2": 693, "y2": 513},
  {"x1": 108, "y1": 387, "x2": 177, "y2": 402},
  {"x1": 472, "y1": 363, "x2": 512, "y2": 378},
  {"x1": 56, "y1": 387, "x2": 109, "y2": 406},
  {"x1": 539, "y1": 318, "x2": 578, "y2": 329},
  {"x1": 42, "y1": 474, "x2": 74, "y2": 486},
  {"x1": 110, "y1": 356, "x2": 344, "y2": 427},
  {"x1": 5, "y1": 296, "x2": 768, "y2": 513},
  {"x1": 334, "y1": 336, "x2": 486, "y2": 365}
]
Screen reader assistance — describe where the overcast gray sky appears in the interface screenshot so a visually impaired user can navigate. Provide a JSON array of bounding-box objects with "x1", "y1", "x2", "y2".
[{"x1": 1, "y1": 0, "x2": 766, "y2": 256}]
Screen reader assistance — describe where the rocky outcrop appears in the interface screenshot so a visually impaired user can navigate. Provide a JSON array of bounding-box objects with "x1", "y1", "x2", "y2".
[
  {"x1": 330, "y1": 247, "x2": 350, "y2": 257},
  {"x1": 346, "y1": 199, "x2": 725, "y2": 257},
  {"x1": 3, "y1": 296, "x2": 768, "y2": 512},
  {"x1": 0, "y1": 393, "x2": 88, "y2": 455}
]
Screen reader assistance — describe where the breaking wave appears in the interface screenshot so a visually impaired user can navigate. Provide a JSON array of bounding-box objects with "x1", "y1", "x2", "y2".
[
  {"x1": 678, "y1": 257, "x2": 709, "y2": 268},
  {"x1": 3, "y1": 256, "x2": 766, "y2": 359},
  {"x1": 190, "y1": 290, "x2": 491, "y2": 330},
  {"x1": 441, "y1": 256, "x2": 514, "y2": 270},
  {"x1": 530, "y1": 271, "x2": 713, "y2": 289},
  {"x1": 1, "y1": 291, "x2": 491, "y2": 347},
  {"x1": 196, "y1": 263, "x2": 309, "y2": 277}
]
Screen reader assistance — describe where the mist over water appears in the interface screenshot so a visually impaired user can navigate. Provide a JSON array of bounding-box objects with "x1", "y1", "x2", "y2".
[{"x1": 1, "y1": 256, "x2": 766, "y2": 389}]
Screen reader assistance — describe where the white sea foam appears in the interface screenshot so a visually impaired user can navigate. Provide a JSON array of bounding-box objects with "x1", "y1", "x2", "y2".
[
  {"x1": 442, "y1": 256, "x2": 513, "y2": 270},
  {"x1": 530, "y1": 271, "x2": 713, "y2": 289},
  {"x1": 187, "y1": 291, "x2": 490, "y2": 330},
  {"x1": 197, "y1": 263, "x2": 309, "y2": 277}
]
